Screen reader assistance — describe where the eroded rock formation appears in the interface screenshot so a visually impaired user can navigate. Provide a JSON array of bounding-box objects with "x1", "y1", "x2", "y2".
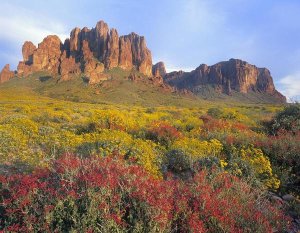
[
  {"x1": 17, "y1": 35, "x2": 62, "y2": 76},
  {"x1": 0, "y1": 20, "x2": 285, "y2": 103},
  {"x1": 15, "y1": 20, "x2": 153, "y2": 83},
  {"x1": 0, "y1": 64, "x2": 14, "y2": 83},
  {"x1": 152, "y1": 62, "x2": 166, "y2": 77}
]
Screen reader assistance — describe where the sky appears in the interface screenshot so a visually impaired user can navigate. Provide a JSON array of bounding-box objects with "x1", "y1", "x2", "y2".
[{"x1": 0, "y1": 0, "x2": 300, "y2": 101}]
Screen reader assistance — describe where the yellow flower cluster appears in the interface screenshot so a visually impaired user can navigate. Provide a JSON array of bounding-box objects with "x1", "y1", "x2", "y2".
[
  {"x1": 239, "y1": 146, "x2": 280, "y2": 189},
  {"x1": 171, "y1": 137, "x2": 223, "y2": 159}
]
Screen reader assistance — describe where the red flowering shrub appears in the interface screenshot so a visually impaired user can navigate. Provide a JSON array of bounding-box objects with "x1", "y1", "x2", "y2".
[
  {"x1": 254, "y1": 132, "x2": 300, "y2": 194},
  {"x1": 0, "y1": 154, "x2": 288, "y2": 232},
  {"x1": 147, "y1": 121, "x2": 181, "y2": 147}
]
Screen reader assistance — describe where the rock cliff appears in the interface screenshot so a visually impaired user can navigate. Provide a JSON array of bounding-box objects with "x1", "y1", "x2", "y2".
[{"x1": 164, "y1": 59, "x2": 286, "y2": 102}]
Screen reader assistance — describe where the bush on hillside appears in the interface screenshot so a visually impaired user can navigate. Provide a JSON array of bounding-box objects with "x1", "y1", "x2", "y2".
[{"x1": 265, "y1": 103, "x2": 300, "y2": 136}]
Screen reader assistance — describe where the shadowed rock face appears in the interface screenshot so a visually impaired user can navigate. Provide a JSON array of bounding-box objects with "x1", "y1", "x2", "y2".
[
  {"x1": 164, "y1": 59, "x2": 286, "y2": 102},
  {"x1": 0, "y1": 64, "x2": 14, "y2": 83},
  {"x1": 15, "y1": 20, "x2": 153, "y2": 83},
  {"x1": 152, "y1": 62, "x2": 166, "y2": 77}
]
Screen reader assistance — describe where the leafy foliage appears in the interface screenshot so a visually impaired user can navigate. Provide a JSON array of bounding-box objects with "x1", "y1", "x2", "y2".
[{"x1": 0, "y1": 155, "x2": 288, "y2": 232}]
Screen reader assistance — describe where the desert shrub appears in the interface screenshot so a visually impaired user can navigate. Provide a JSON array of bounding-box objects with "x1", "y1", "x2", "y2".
[
  {"x1": 147, "y1": 121, "x2": 181, "y2": 148},
  {"x1": 0, "y1": 154, "x2": 288, "y2": 232},
  {"x1": 163, "y1": 149, "x2": 193, "y2": 176},
  {"x1": 207, "y1": 107, "x2": 222, "y2": 118},
  {"x1": 75, "y1": 122, "x2": 101, "y2": 134},
  {"x1": 264, "y1": 103, "x2": 300, "y2": 135},
  {"x1": 75, "y1": 130, "x2": 163, "y2": 177},
  {"x1": 257, "y1": 133, "x2": 300, "y2": 194},
  {"x1": 196, "y1": 157, "x2": 222, "y2": 171},
  {"x1": 171, "y1": 137, "x2": 223, "y2": 159},
  {"x1": 223, "y1": 145, "x2": 280, "y2": 189}
]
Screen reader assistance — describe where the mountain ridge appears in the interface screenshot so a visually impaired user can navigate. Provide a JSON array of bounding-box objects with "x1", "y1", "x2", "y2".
[
  {"x1": 0, "y1": 19, "x2": 286, "y2": 103},
  {"x1": 164, "y1": 58, "x2": 286, "y2": 102}
]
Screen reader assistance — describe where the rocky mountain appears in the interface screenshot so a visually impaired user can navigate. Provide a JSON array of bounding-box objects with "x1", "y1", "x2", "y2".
[
  {"x1": 0, "y1": 20, "x2": 286, "y2": 103},
  {"x1": 164, "y1": 59, "x2": 286, "y2": 102},
  {"x1": 15, "y1": 20, "x2": 154, "y2": 84}
]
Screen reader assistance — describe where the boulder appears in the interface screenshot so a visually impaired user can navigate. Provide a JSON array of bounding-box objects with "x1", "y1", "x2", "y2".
[{"x1": 282, "y1": 194, "x2": 295, "y2": 202}]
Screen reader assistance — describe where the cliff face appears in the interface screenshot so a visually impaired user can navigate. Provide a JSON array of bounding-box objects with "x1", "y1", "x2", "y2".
[
  {"x1": 16, "y1": 20, "x2": 153, "y2": 84},
  {"x1": 164, "y1": 59, "x2": 286, "y2": 102}
]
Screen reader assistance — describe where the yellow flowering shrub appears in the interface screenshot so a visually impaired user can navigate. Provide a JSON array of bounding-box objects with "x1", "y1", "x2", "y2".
[
  {"x1": 82, "y1": 130, "x2": 162, "y2": 177},
  {"x1": 239, "y1": 145, "x2": 280, "y2": 189},
  {"x1": 171, "y1": 137, "x2": 223, "y2": 159}
]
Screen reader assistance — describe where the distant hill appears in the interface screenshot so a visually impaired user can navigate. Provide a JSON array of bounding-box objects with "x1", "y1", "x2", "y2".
[{"x1": 0, "y1": 20, "x2": 286, "y2": 104}]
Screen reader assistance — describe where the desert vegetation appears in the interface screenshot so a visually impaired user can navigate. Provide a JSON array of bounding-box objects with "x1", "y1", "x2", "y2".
[{"x1": 0, "y1": 85, "x2": 299, "y2": 232}]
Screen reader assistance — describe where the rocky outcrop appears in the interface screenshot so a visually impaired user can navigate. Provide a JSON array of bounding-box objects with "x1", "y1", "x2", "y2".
[
  {"x1": 66, "y1": 20, "x2": 152, "y2": 76},
  {"x1": 32, "y1": 35, "x2": 62, "y2": 73},
  {"x1": 0, "y1": 64, "x2": 14, "y2": 83},
  {"x1": 152, "y1": 62, "x2": 166, "y2": 77},
  {"x1": 60, "y1": 51, "x2": 80, "y2": 81},
  {"x1": 118, "y1": 33, "x2": 152, "y2": 75},
  {"x1": 106, "y1": 28, "x2": 119, "y2": 68},
  {"x1": 127, "y1": 33, "x2": 152, "y2": 76},
  {"x1": 119, "y1": 36, "x2": 133, "y2": 70},
  {"x1": 18, "y1": 35, "x2": 62, "y2": 76},
  {"x1": 22, "y1": 41, "x2": 36, "y2": 64},
  {"x1": 16, "y1": 20, "x2": 153, "y2": 81},
  {"x1": 69, "y1": 27, "x2": 81, "y2": 55},
  {"x1": 81, "y1": 40, "x2": 106, "y2": 84},
  {"x1": 164, "y1": 59, "x2": 286, "y2": 102}
]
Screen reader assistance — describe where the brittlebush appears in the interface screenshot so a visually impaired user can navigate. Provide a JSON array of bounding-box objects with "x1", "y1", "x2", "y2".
[
  {"x1": 171, "y1": 137, "x2": 223, "y2": 159},
  {"x1": 239, "y1": 145, "x2": 280, "y2": 189}
]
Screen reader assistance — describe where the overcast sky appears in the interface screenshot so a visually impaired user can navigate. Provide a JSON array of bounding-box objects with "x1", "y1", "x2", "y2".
[{"x1": 1, "y1": 0, "x2": 299, "y2": 101}]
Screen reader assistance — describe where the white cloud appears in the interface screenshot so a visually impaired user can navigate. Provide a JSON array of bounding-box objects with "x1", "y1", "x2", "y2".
[
  {"x1": 0, "y1": 3, "x2": 69, "y2": 69},
  {"x1": 0, "y1": 3, "x2": 68, "y2": 46},
  {"x1": 182, "y1": 0, "x2": 226, "y2": 34},
  {"x1": 278, "y1": 72, "x2": 300, "y2": 102}
]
